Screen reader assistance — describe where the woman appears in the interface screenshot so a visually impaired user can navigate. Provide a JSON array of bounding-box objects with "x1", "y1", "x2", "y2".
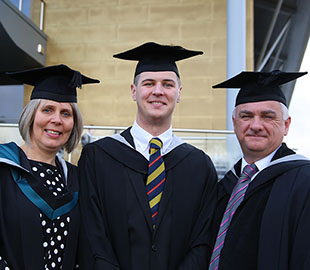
[{"x1": 0, "y1": 64, "x2": 99, "y2": 270}]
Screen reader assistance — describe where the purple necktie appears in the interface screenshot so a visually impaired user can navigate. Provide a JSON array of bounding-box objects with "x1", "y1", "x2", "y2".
[{"x1": 209, "y1": 163, "x2": 258, "y2": 270}]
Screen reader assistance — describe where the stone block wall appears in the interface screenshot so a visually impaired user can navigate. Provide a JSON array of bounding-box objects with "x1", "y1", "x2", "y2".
[{"x1": 27, "y1": 0, "x2": 254, "y2": 130}]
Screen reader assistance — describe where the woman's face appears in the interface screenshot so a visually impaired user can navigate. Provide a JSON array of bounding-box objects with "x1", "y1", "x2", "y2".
[{"x1": 30, "y1": 99, "x2": 74, "y2": 154}]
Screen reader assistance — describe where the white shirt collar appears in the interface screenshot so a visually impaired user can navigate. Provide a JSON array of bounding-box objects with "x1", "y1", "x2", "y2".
[
  {"x1": 130, "y1": 121, "x2": 173, "y2": 160},
  {"x1": 241, "y1": 145, "x2": 281, "y2": 180}
]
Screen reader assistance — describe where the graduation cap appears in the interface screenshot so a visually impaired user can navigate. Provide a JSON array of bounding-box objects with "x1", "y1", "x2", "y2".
[
  {"x1": 6, "y1": 64, "x2": 100, "y2": 103},
  {"x1": 113, "y1": 42, "x2": 203, "y2": 78},
  {"x1": 212, "y1": 70, "x2": 307, "y2": 107}
]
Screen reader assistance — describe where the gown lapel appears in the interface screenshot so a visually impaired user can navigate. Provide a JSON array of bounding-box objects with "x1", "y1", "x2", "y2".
[
  {"x1": 109, "y1": 128, "x2": 194, "y2": 233},
  {"x1": 154, "y1": 143, "x2": 194, "y2": 232},
  {"x1": 107, "y1": 128, "x2": 153, "y2": 231},
  {"x1": 245, "y1": 144, "x2": 299, "y2": 197},
  {"x1": 18, "y1": 191, "x2": 45, "y2": 269}
]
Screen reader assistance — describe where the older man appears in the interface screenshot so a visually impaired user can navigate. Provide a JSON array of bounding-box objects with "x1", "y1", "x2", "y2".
[
  {"x1": 208, "y1": 70, "x2": 310, "y2": 270},
  {"x1": 78, "y1": 42, "x2": 218, "y2": 270}
]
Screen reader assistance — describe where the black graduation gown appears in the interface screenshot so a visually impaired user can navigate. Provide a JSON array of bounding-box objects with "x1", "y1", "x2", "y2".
[
  {"x1": 78, "y1": 128, "x2": 218, "y2": 270},
  {"x1": 209, "y1": 143, "x2": 310, "y2": 270},
  {"x1": 0, "y1": 142, "x2": 80, "y2": 270}
]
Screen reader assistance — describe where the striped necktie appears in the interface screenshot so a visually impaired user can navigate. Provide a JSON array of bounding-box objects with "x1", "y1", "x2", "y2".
[
  {"x1": 209, "y1": 163, "x2": 258, "y2": 270},
  {"x1": 146, "y1": 138, "x2": 166, "y2": 229}
]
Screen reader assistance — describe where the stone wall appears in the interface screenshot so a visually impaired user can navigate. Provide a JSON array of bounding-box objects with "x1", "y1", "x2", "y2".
[{"x1": 26, "y1": 0, "x2": 254, "y2": 130}]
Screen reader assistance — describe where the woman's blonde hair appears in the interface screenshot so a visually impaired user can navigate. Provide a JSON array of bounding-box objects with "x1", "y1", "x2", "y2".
[{"x1": 18, "y1": 99, "x2": 83, "y2": 153}]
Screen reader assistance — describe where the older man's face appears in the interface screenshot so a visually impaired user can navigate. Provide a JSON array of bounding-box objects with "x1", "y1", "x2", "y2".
[{"x1": 233, "y1": 100, "x2": 291, "y2": 163}]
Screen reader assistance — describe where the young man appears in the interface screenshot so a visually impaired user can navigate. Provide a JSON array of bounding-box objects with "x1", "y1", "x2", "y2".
[
  {"x1": 208, "y1": 70, "x2": 310, "y2": 270},
  {"x1": 78, "y1": 42, "x2": 218, "y2": 270}
]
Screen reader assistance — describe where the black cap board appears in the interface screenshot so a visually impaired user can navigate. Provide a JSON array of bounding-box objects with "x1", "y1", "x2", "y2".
[
  {"x1": 6, "y1": 64, "x2": 100, "y2": 103},
  {"x1": 212, "y1": 70, "x2": 307, "y2": 107},
  {"x1": 113, "y1": 42, "x2": 203, "y2": 78}
]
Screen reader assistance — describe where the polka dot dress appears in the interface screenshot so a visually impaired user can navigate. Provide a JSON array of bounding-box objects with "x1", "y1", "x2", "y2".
[
  {"x1": 0, "y1": 255, "x2": 10, "y2": 269},
  {"x1": 30, "y1": 160, "x2": 70, "y2": 270}
]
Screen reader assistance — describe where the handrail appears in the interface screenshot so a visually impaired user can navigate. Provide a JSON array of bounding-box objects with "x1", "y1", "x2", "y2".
[
  {"x1": 0, "y1": 123, "x2": 19, "y2": 127},
  {"x1": 0, "y1": 123, "x2": 236, "y2": 174},
  {"x1": 0, "y1": 123, "x2": 235, "y2": 135}
]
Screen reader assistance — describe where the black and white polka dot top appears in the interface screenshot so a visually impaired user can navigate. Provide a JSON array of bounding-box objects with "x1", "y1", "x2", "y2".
[{"x1": 29, "y1": 160, "x2": 70, "y2": 270}]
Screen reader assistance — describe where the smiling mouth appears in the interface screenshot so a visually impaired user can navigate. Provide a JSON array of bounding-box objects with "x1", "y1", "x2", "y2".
[
  {"x1": 45, "y1": 129, "x2": 62, "y2": 135},
  {"x1": 150, "y1": 101, "x2": 165, "y2": 105}
]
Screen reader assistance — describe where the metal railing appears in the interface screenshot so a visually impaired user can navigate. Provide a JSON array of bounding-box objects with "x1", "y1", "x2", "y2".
[
  {"x1": 0, "y1": 123, "x2": 238, "y2": 178},
  {"x1": 39, "y1": 0, "x2": 45, "y2": 30}
]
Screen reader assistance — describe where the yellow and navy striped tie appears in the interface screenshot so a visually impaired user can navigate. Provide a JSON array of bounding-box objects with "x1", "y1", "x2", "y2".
[{"x1": 146, "y1": 137, "x2": 166, "y2": 229}]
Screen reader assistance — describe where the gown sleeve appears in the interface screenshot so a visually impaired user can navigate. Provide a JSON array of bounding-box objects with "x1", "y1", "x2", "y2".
[
  {"x1": 78, "y1": 144, "x2": 120, "y2": 270},
  {"x1": 177, "y1": 154, "x2": 218, "y2": 269},
  {"x1": 258, "y1": 161, "x2": 310, "y2": 270},
  {"x1": 0, "y1": 168, "x2": 11, "y2": 270},
  {"x1": 289, "y1": 166, "x2": 310, "y2": 270}
]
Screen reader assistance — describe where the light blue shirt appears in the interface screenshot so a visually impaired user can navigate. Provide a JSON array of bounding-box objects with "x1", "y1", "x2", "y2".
[{"x1": 130, "y1": 121, "x2": 173, "y2": 160}]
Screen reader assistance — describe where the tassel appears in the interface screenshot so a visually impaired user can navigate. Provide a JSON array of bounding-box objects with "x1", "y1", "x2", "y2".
[{"x1": 69, "y1": 70, "x2": 82, "y2": 89}]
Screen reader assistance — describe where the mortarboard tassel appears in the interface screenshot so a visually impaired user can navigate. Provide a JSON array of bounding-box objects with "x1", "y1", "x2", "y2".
[{"x1": 69, "y1": 70, "x2": 83, "y2": 89}]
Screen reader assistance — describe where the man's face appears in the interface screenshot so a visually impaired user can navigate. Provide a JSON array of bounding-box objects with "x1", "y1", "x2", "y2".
[
  {"x1": 131, "y1": 71, "x2": 181, "y2": 128},
  {"x1": 233, "y1": 100, "x2": 291, "y2": 162}
]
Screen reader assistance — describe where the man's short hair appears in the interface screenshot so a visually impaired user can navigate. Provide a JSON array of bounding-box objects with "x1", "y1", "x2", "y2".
[
  {"x1": 133, "y1": 73, "x2": 181, "y2": 88},
  {"x1": 232, "y1": 101, "x2": 290, "y2": 121}
]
